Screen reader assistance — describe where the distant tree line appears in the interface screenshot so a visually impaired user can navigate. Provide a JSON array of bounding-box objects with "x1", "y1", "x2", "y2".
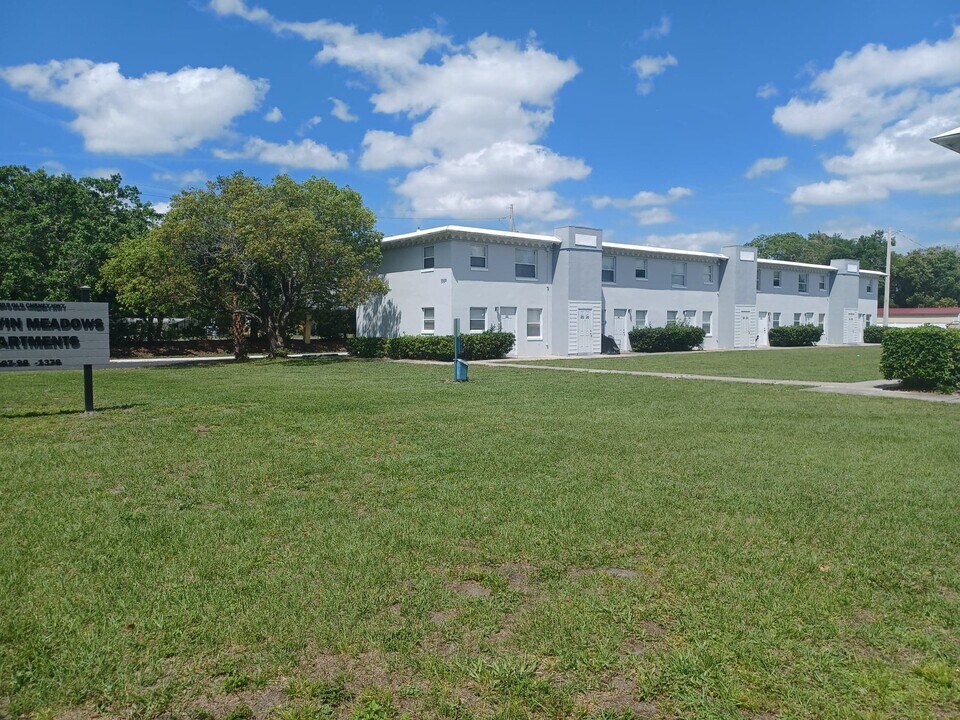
[
  {"x1": 0, "y1": 166, "x2": 387, "y2": 357},
  {"x1": 748, "y1": 231, "x2": 960, "y2": 307}
]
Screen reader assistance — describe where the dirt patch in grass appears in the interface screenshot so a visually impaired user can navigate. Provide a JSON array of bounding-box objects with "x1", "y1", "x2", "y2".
[
  {"x1": 577, "y1": 675, "x2": 657, "y2": 717},
  {"x1": 569, "y1": 566, "x2": 645, "y2": 580},
  {"x1": 450, "y1": 579, "x2": 492, "y2": 598},
  {"x1": 500, "y1": 562, "x2": 535, "y2": 590},
  {"x1": 429, "y1": 608, "x2": 457, "y2": 624}
]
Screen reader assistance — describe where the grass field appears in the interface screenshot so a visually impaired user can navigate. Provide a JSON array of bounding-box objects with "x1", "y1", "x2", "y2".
[
  {"x1": 1, "y1": 359, "x2": 958, "y2": 719},
  {"x1": 511, "y1": 346, "x2": 884, "y2": 383}
]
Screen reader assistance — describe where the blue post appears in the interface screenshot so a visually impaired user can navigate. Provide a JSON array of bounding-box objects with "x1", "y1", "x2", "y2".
[{"x1": 453, "y1": 318, "x2": 468, "y2": 382}]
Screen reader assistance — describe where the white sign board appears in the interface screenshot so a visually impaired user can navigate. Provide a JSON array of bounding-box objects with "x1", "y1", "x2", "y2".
[
  {"x1": 739, "y1": 250, "x2": 756, "y2": 261},
  {"x1": 0, "y1": 301, "x2": 110, "y2": 371},
  {"x1": 574, "y1": 233, "x2": 597, "y2": 247}
]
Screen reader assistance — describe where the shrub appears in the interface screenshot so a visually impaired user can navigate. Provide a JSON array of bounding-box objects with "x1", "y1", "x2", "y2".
[
  {"x1": 768, "y1": 324, "x2": 823, "y2": 347},
  {"x1": 880, "y1": 326, "x2": 960, "y2": 392},
  {"x1": 347, "y1": 333, "x2": 515, "y2": 361},
  {"x1": 345, "y1": 336, "x2": 387, "y2": 358},
  {"x1": 627, "y1": 324, "x2": 706, "y2": 353},
  {"x1": 863, "y1": 324, "x2": 887, "y2": 344}
]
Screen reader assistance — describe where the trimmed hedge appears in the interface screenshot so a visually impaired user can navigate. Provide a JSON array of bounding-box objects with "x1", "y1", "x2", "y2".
[
  {"x1": 628, "y1": 324, "x2": 706, "y2": 353},
  {"x1": 863, "y1": 324, "x2": 887, "y2": 344},
  {"x1": 347, "y1": 332, "x2": 516, "y2": 361},
  {"x1": 880, "y1": 326, "x2": 960, "y2": 392},
  {"x1": 768, "y1": 324, "x2": 823, "y2": 347}
]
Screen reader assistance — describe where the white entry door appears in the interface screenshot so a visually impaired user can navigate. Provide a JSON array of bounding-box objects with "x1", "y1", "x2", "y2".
[
  {"x1": 757, "y1": 312, "x2": 770, "y2": 347},
  {"x1": 577, "y1": 307, "x2": 594, "y2": 354},
  {"x1": 613, "y1": 309, "x2": 628, "y2": 350},
  {"x1": 497, "y1": 306, "x2": 517, "y2": 356}
]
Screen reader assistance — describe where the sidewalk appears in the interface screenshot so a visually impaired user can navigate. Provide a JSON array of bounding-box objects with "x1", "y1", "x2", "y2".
[{"x1": 109, "y1": 352, "x2": 347, "y2": 368}]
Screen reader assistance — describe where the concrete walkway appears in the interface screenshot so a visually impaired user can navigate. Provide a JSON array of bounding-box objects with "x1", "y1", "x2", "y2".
[
  {"x1": 109, "y1": 352, "x2": 347, "y2": 368},
  {"x1": 483, "y1": 361, "x2": 960, "y2": 404}
]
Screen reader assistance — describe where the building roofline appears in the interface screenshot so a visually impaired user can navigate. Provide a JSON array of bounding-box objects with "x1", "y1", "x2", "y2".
[
  {"x1": 382, "y1": 225, "x2": 559, "y2": 246},
  {"x1": 858, "y1": 269, "x2": 887, "y2": 277},
  {"x1": 756, "y1": 258, "x2": 837, "y2": 272},
  {"x1": 600, "y1": 241, "x2": 726, "y2": 261}
]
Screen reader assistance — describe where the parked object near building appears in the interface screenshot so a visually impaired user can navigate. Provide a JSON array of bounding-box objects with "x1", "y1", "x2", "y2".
[
  {"x1": 357, "y1": 225, "x2": 881, "y2": 357},
  {"x1": 877, "y1": 307, "x2": 960, "y2": 328}
]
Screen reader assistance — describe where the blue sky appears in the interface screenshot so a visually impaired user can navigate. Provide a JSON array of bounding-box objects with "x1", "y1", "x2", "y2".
[{"x1": 2, "y1": 1, "x2": 959, "y2": 252}]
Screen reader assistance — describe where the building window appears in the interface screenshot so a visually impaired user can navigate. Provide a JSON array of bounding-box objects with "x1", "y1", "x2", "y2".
[
  {"x1": 757, "y1": 271, "x2": 761, "y2": 291},
  {"x1": 702, "y1": 311, "x2": 713, "y2": 336},
  {"x1": 423, "y1": 245, "x2": 435, "y2": 269},
  {"x1": 469, "y1": 307, "x2": 486, "y2": 332},
  {"x1": 526, "y1": 308, "x2": 542, "y2": 339},
  {"x1": 799, "y1": 273, "x2": 808, "y2": 293},
  {"x1": 683, "y1": 310, "x2": 696, "y2": 325},
  {"x1": 635, "y1": 310, "x2": 647, "y2": 328},
  {"x1": 666, "y1": 310, "x2": 678, "y2": 326},
  {"x1": 515, "y1": 248, "x2": 537, "y2": 279},
  {"x1": 819, "y1": 274, "x2": 826, "y2": 291},
  {"x1": 793, "y1": 313, "x2": 802, "y2": 326},
  {"x1": 866, "y1": 280, "x2": 873, "y2": 293},
  {"x1": 671, "y1": 262, "x2": 687, "y2": 287},
  {"x1": 422, "y1": 307, "x2": 435, "y2": 334},
  {"x1": 602, "y1": 255, "x2": 616, "y2": 283},
  {"x1": 866, "y1": 314, "x2": 872, "y2": 327},
  {"x1": 773, "y1": 270, "x2": 781, "y2": 287},
  {"x1": 818, "y1": 313, "x2": 825, "y2": 328},
  {"x1": 804, "y1": 312, "x2": 814, "y2": 324},
  {"x1": 635, "y1": 259, "x2": 648, "y2": 280},
  {"x1": 703, "y1": 264, "x2": 714, "y2": 284},
  {"x1": 470, "y1": 244, "x2": 487, "y2": 269},
  {"x1": 773, "y1": 312, "x2": 781, "y2": 328}
]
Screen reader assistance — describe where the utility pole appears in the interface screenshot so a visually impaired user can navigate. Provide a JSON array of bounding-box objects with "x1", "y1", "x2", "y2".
[
  {"x1": 883, "y1": 228, "x2": 895, "y2": 327},
  {"x1": 508, "y1": 204, "x2": 515, "y2": 232}
]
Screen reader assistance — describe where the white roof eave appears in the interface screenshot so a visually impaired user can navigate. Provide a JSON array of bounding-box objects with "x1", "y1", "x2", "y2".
[
  {"x1": 601, "y1": 241, "x2": 726, "y2": 261},
  {"x1": 382, "y1": 225, "x2": 560, "y2": 247},
  {"x1": 756, "y1": 258, "x2": 837, "y2": 272}
]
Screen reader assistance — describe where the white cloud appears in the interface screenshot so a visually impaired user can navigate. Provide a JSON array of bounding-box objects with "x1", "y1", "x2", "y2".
[
  {"x1": 0, "y1": 59, "x2": 267, "y2": 154},
  {"x1": 756, "y1": 83, "x2": 778, "y2": 99},
  {"x1": 329, "y1": 97, "x2": 358, "y2": 122},
  {"x1": 773, "y1": 26, "x2": 960, "y2": 206},
  {"x1": 264, "y1": 106, "x2": 283, "y2": 122},
  {"x1": 212, "y1": 0, "x2": 588, "y2": 221},
  {"x1": 634, "y1": 207, "x2": 675, "y2": 225},
  {"x1": 214, "y1": 137, "x2": 348, "y2": 170},
  {"x1": 642, "y1": 231, "x2": 737, "y2": 251},
  {"x1": 395, "y1": 141, "x2": 589, "y2": 220},
  {"x1": 820, "y1": 219, "x2": 882, "y2": 239},
  {"x1": 40, "y1": 160, "x2": 66, "y2": 175},
  {"x1": 85, "y1": 167, "x2": 121, "y2": 179},
  {"x1": 632, "y1": 54, "x2": 677, "y2": 95},
  {"x1": 153, "y1": 169, "x2": 207, "y2": 185},
  {"x1": 152, "y1": 201, "x2": 171, "y2": 214},
  {"x1": 590, "y1": 186, "x2": 693, "y2": 210},
  {"x1": 950, "y1": 217, "x2": 960, "y2": 230},
  {"x1": 641, "y1": 16, "x2": 671, "y2": 41},
  {"x1": 298, "y1": 115, "x2": 323, "y2": 135},
  {"x1": 745, "y1": 156, "x2": 788, "y2": 179}
]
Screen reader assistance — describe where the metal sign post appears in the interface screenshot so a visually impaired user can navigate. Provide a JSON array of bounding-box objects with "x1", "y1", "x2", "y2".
[{"x1": 80, "y1": 286, "x2": 95, "y2": 412}]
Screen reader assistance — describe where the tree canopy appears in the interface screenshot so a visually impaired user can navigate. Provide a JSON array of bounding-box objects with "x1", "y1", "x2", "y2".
[
  {"x1": 747, "y1": 230, "x2": 887, "y2": 270},
  {"x1": 117, "y1": 172, "x2": 388, "y2": 355},
  {"x1": 0, "y1": 165, "x2": 158, "y2": 301}
]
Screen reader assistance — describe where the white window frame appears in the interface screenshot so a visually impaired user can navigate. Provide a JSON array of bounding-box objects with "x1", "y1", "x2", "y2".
[
  {"x1": 526, "y1": 308, "x2": 542, "y2": 340},
  {"x1": 773, "y1": 270, "x2": 781, "y2": 287},
  {"x1": 703, "y1": 264, "x2": 714, "y2": 284},
  {"x1": 773, "y1": 312, "x2": 781, "y2": 328},
  {"x1": 866, "y1": 279, "x2": 873, "y2": 293},
  {"x1": 799, "y1": 273, "x2": 808, "y2": 293},
  {"x1": 671, "y1": 262, "x2": 687, "y2": 288},
  {"x1": 422, "y1": 307, "x2": 435, "y2": 334},
  {"x1": 515, "y1": 248, "x2": 537, "y2": 280},
  {"x1": 756, "y1": 271, "x2": 761, "y2": 291},
  {"x1": 819, "y1": 274, "x2": 826, "y2": 291},
  {"x1": 804, "y1": 312, "x2": 814, "y2": 324},
  {"x1": 602, "y1": 255, "x2": 616, "y2": 283},
  {"x1": 634, "y1": 310, "x2": 648, "y2": 329},
  {"x1": 702, "y1": 310, "x2": 713, "y2": 337},
  {"x1": 422, "y1": 245, "x2": 435, "y2": 270},
  {"x1": 683, "y1": 310, "x2": 696, "y2": 326},
  {"x1": 635, "y1": 259, "x2": 648, "y2": 280},
  {"x1": 666, "y1": 310, "x2": 678, "y2": 326},
  {"x1": 469, "y1": 244, "x2": 488, "y2": 270},
  {"x1": 793, "y1": 313, "x2": 802, "y2": 326},
  {"x1": 469, "y1": 307, "x2": 486, "y2": 333},
  {"x1": 818, "y1": 313, "x2": 825, "y2": 328}
]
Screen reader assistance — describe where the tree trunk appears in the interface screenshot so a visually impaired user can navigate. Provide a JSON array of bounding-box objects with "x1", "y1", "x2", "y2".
[
  {"x1": 265, "y1": 315, "x2": 285, "y2": 357},
  {"x1": 232, "y1": 311, "x2": 248, "y2": 360}
]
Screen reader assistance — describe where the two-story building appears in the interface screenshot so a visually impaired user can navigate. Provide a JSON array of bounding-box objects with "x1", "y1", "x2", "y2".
[{"x1": 357, "y1": 225, "x2": 882, "y2": 356}]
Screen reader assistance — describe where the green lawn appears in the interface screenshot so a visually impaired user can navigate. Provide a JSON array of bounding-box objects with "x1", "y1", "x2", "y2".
[
  {"x1": 511, "y1": 345, "x2": 884, "y2": 383},
  {"x1": 1, "y1": 359, "x2": 958, "y2": 719}
]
